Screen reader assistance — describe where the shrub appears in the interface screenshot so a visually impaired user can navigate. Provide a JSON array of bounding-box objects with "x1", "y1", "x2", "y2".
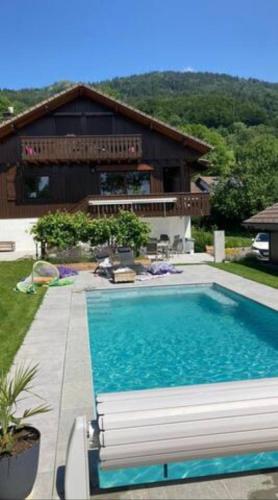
[
  {"x1": 192, "y1": 227, "x2": 213, "y2": 252},
  {"x1": 192, "y1": 227, "x2": 252, "y2": 252},
  {"x1": 32, "y1": 210, "x2": 151, "y2": 255},
  {"x1": 225, "y1": 235, "x2": 252, "y2": 248},
  {"x1": 113, "y1": 211, "x2": 150, "y2": 253},
  {"x1": 31, "y1": 211, "x2": 92, "y2": 252},
  {"x1": 87, "y1": 218, "x2": 115, "y2": 247}
]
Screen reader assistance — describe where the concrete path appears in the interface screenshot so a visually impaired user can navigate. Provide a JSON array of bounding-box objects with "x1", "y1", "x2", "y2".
[{"x1": 11, "y1": 264, "x2": 278, "y2": 499}]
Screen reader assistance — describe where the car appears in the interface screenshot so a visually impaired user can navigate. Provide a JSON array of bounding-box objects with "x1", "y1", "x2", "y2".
[{"x1": 251, "y1": 232, "x2": 269, "y2": 260}]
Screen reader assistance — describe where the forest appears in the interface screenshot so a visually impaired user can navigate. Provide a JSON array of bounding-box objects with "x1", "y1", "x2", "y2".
[{"x1": 1, "y1": 71, "x2": 278, "y2": 228}]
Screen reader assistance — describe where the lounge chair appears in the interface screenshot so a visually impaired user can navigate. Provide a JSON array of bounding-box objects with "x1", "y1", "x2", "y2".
[
  {"x1": 93, "y1": 247, "x2": 113, "y2": 275},
  {"x1": 116, "y1": 246, "x2": 134, "y2": 267}
]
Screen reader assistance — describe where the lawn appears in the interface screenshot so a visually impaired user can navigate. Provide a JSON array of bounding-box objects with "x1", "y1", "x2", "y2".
[
  {"x1": 0, "y1": 260, "x2": 46, "y2": 373},
  {"x1": 211, "y1": 259, "x2": 278, "y2": 289}
]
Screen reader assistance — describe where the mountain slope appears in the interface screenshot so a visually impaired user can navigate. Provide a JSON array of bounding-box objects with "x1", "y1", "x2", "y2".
[{"x1": 1, "y1": 71, "x2": 278, "y2": 129}]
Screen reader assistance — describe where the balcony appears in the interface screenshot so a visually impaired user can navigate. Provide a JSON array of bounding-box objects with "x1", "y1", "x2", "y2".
[
  {"x1": 82, "y1": 192, "x2": 210, "y2": 217},
  {"x1": 21, "y1": 135, "x2": 142, "y2": 163}
]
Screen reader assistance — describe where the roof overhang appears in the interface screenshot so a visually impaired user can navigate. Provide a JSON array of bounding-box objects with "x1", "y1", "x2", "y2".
[
  {"x1": 242, "y1": 222, "x2": 278, "y2": 231},
  {"x1": 0, "y1": 84, "x2": 211, "y2": 155}
]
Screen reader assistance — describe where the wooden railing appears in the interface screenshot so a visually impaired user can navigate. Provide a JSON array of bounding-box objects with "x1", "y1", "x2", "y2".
[
  {"x1": 83, "y1": 192, "x2": 210, "y2": 217},
  {"x1": 21, "y1": 135, "x2": 142, "y2": 162}
]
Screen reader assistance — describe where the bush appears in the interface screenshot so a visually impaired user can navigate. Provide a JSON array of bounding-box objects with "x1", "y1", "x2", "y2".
[
  {"x1": 31, "y1": 211, "x2": 92, "y2": 253},
  {"x1": 87, "y1": 218, "x2": 115, "y2": 247},
  {"x1": 192, "y1": 227, "x2": 213, "y2": 252},
  {"x1": 225, "y1": 235, "x2": 252, "y2": 248},
  {"x1": 192, "y1": 227, "x2": 252, "y2": 252},
  {"x1": 32, "y1": 210, "x2": 151, "y2": 255},
  {"x1": 113, "y1": 211, "x2": 150, "y2": 252}
]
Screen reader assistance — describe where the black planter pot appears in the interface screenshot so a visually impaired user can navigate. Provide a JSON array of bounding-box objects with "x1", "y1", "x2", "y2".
[{"x1": 0, "y1": 426, "x2": 40, "y2": 500}]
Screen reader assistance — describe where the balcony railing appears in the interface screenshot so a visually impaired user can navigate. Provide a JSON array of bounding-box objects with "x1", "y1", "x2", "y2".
[
  {"x1": 21, "y1": 135, "x2": 142, "y2": 163},
  {"x1": 79, "y1": 192, "x2": 210, "y2": 217}
]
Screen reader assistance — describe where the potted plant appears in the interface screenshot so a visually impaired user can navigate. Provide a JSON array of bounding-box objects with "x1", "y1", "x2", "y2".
[{"x1": 0, "y1": 364, "x2": 50, "y2": 500}]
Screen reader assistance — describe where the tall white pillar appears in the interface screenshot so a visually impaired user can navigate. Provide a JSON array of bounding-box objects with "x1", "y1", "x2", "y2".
[{"x1": 214, "y1": 230, "x2": 225, "y2": 263}]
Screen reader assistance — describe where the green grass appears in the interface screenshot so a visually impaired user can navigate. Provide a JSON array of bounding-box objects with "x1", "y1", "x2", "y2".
[
  {"x1": 0, "y1": 260, "x2": 46, "y2": 373},
  {"x1": 211, "y1": 259, "x2": 278, "y2": 289}
]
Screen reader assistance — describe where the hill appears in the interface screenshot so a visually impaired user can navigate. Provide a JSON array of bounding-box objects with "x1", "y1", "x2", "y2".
[
  {"x1": 98, "y1": 71, "x2": 278, "y2": 129},
  {"x1": 1, "y1": 71, "x2": 278, "y2": 129}
]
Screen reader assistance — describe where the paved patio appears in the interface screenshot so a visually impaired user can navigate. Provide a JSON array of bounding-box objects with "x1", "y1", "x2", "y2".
[
  {"x1": 0, "y1": 250, "x2": 213, "y2": 264},
  {"x1": 12, "y1": 264, "x2": 278, "y2": 499}
]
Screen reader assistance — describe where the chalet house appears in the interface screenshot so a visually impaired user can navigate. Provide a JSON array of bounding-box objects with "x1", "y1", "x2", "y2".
[{"x1": 0, "y1": 84, "x2": 211, "y2": 253}]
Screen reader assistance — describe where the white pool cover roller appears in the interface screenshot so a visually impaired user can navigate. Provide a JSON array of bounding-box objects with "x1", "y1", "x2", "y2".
[
  {"x1": 65, "y1": 416, "x2": 90, "y2": 500},
  {"x1": 96, "y1": 378, "x2": 278, "y2": 470}
]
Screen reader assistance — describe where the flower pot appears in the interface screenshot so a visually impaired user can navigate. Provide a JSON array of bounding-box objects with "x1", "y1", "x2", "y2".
[{"x1": 0, "y1": 426, "x2": 40, "y2": 500}]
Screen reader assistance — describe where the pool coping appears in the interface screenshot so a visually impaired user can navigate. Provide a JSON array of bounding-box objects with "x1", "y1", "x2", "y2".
[{"x1": 12, "y1": 264, "x2": 278, "y2": 499}]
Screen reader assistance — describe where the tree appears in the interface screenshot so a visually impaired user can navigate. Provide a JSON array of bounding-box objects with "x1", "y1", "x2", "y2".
[
  {"x1": 87, "y1": 218, "x2": 115, "y2": 246},
  {"x1": 181, "y1": 123, "x2": 235, "y2": 176},
  {"x1": 113, "y1": 211, "x2": 150, "y2": 253},
  {"x1": 31, "y1": 211, "x2": 92, "y2": 252}
]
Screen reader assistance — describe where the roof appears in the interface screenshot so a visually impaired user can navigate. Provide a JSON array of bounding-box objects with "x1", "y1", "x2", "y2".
[
  {"x1": 198, "y1": 176, "x2": 219, "y2": 187},
  {"x1": 243, "y1": 203, "x2": 278, "y2": 230},
  {"x1": 0, "y1": 84, "x2": 211, "y2": 154},
  {"x1": 191, "y1": 175, "x2": 219, "y2": 194},
  {"x1": 190, "y1": 181, "x2": 202, "y2": 193}
]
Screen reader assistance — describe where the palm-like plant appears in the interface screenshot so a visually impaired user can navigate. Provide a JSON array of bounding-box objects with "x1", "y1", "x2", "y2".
[{"x1": 0, "y1": 364, "x2": 51, "y2": 455}]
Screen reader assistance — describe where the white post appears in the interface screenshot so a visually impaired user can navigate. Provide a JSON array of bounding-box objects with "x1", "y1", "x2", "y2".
[
  {"x1": 214, "y1": 230, "x2": 225, "y2": 263},
  {"x1": 184, "y1": 216, "x2": 191, "y2": 239}
]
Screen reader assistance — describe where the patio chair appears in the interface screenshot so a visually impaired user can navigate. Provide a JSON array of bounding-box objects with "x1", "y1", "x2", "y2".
[
  {"x1": 145, "y1": 239, "x2": 158, "y2": 259},
  {"x1": 170, "y1": 235, "x2": 183, "y2": 255},
  {"x1": 159, "y1": 234, "x2": 170, "y2": 242}
]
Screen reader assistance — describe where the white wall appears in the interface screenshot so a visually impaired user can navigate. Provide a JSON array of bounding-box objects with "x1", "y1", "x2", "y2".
[
  {"x1": 142, "y1": 216, "x2": 191, "y2": 243},
  {"x1": 0, "y1": 218, "x2": 38, "y2": 254}
]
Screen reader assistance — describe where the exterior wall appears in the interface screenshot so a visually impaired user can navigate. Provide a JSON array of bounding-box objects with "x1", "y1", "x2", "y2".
[
  {"x1": 143, "y1": 216, "x2": 191, "y2": 243},
  {"x1": 0, "y1": 217, "x2": 38, "y2": 253},
  {"x1": 270, "y1": 231, "x2": 278, "y2": 263}
]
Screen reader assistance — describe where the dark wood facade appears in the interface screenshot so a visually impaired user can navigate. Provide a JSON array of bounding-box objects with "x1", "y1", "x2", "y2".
[{"x1": 0, "y1": 85, "x2": 211, "y2": 219}]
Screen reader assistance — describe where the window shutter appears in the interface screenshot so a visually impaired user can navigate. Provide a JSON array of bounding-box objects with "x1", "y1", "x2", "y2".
[{"x1": 6, "y1": 167, "x2": 17, "y2": 201}]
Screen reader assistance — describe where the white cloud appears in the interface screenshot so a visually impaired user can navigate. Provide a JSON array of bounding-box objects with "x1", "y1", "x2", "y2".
[{"x1": 182, "y1": 66, "x2": 196, "y2": 73}]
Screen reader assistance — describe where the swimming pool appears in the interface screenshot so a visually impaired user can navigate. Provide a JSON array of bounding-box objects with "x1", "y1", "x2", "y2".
[{"x1": 87, "y1": 283, "x2": 278, "y2": 487}]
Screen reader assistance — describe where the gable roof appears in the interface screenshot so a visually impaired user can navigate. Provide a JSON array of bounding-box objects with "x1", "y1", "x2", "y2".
[
  {"x1": 243, "y1": 203, "x2": 278, "y2": 229},
  {"x1": 0, "y1": 84, "x2": 211, "y2": 154}
]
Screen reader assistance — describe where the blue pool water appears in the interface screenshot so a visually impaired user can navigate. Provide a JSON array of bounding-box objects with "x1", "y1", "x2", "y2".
[{"x1": 87, "y1": 284, "x2": 278, "y2": 488}]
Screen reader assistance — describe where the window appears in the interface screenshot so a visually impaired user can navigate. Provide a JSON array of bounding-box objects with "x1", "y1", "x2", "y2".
[
  {"x1": 100, "y1": 172, "x2": 150, "y2": 196},
  {"x1": 255, "y1": 233, "x2": 269, "y2": 242},
  {"x1": 24, "y1": 176, "x2": 50, "y2": 200}
]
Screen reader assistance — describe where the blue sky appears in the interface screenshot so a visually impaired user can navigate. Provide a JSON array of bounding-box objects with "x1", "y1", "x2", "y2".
[{"x1": 1, "y1": 0, "x2": 278, "y2": 88}]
